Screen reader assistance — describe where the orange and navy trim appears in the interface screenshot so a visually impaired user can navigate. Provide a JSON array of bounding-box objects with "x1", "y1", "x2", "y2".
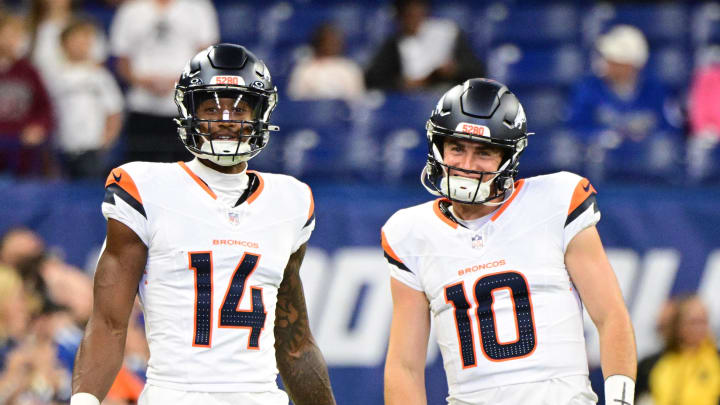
[
  {"x1": 303, "y1": 184, "x2": 315, "y2": 229},
  {"x1": 178, "y1": 161, "x2": 217, "y2": 200},
  {"x1": 431, "y1": 179, "x2": 526, "y2": 229},
  {"x1": 104, "y1": 167, "x2": 146, "y2": 218},
  {"x1": 381, "y1": 230, "x2": 411, "y2": 272},
  {"x1": 565, "y1": 178, "x2": 598, "y2": 227},
  {"x1": 490, "y1": 179, "x2": 525, "y2": 222},
  {"x1": 433, "y1": 199, "x2": 460, "y2": 229},
  {"x1": 233, "y1": 172, "x2": 263, "y2": 206},
  {"x1": 245, "y1": 170, "x2": 264, "y2": 204}
]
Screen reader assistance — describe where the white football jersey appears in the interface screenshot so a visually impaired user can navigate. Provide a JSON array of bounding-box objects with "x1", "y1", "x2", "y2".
[
  {"x1": 102, "y1": 161, "x2": 315, "y2": 393},
  {"x1": 382, "y1": 172, "x2": 600, "y2": 402}
]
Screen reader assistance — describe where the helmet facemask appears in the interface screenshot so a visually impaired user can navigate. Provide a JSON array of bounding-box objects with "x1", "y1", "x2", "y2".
[
  {"x1": 175, "y1": 85, "x2": 278, "y2": 166},
  {"x1": 421, "y1": 122, "x2": 525, "y2": 205}
]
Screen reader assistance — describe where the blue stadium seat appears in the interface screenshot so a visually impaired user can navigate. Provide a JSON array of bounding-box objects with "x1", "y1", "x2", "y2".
[
  {"x1": 262, "y1": 4, "x2": 368, "y2": 48},
  {"x1": 516, "y1": 128, "x2": 580, "y2": 177},
  {"x1": 363, "y1": 93, "x2": 437, "y2": 181},
  {"x1": 495, "y1": 45, "x2": 584, "y2": 88},
  {"x1": 83, "y1": 3, "x2": 116, "y2": 34},
  {"x1": 480, "y1": 3, "x2": 580, "y2": 47},
  {"x1": 690, "y1": 3, "x2": 720, "y2": 46},
  {"x1": 217, "y1": 3, "x2": 262, "y2": 44},
  {"x1": 255, "y1": 100, "x2": 354, "y2": 179},
  {"x1": 645, "y1": 47, "x2": 692, "y2": 93},
  {"x1": 511, "y1": 87, "x2": 569, "y2": 132},
  {"x1": 584, "y1": 4, "x2": 689, "y2": 47},
  {"x1": 271, "y1": 6, "x2": 333, "y2": 48},
  {"x1": 591, "y1": 135, "x2": 685, "y2": 184},
  {"x1": 433, "y1": 3, "x2": 474, "y2": 37},
  {"x1": 272, "y1": 99, "x2": 352, "y2": 129}
]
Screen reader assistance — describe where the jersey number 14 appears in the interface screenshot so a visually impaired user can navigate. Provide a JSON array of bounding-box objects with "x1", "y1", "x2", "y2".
[
  {"x1": 445, "y1": 270, "x2": 537, "y2": 366},
  {"x1": 188, "y1": 251, "x2": 266, "y2": 349}
]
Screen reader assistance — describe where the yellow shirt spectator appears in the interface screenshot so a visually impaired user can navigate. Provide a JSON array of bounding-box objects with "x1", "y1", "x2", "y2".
[{"x1": 649, "y1": 338, "x2": 720, "y2": 405}]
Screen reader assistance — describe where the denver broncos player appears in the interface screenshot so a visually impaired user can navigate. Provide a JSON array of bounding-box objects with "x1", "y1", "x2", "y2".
[
  {"x1": 70, "y1": 44, "x2": 336, "y2": 405},
  {"x1": 382, "y1": 79, "x2": 636, "y2": 405}
]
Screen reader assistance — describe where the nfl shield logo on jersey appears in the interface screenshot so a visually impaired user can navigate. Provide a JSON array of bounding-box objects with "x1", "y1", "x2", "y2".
[
  {"x1": 471, "y1": 233, "x2": 483, "y2": 249},
  {"x1": 228, "y1": 211, "x2": 241, "y2": 226}
]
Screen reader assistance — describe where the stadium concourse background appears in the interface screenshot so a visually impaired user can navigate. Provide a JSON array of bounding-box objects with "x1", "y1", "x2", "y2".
[{"x1": 2, "y1": 0, "x2": 720, "y2": 404}]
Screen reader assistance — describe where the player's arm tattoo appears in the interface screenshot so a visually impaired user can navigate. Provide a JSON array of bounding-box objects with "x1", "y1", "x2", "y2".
[{"x1": 275, "y1": 243, "x2": 336, "y2": 405}]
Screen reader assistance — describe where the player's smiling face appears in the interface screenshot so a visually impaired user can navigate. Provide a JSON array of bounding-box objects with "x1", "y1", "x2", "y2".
[
  {"x1": 195, "y1": 97, "x2": 254, "y2": 142},
  {"x1": 443, "y1": 138, "x2": 504, "y2": 182}
]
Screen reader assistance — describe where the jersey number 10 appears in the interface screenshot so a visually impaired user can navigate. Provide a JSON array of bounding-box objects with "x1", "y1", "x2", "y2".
[
  {"x1": 189, "y1": 251, "x2": 266, "y2": 349},
  {"x1": 445, "y1": 271, "x2": 537, "y2": 367}
]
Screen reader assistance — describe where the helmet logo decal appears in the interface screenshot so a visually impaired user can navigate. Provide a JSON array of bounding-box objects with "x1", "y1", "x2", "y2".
[
  {"x1": 250, "y1": 80, "x2": 265, "y2": 89},
  {"x1": 456, "y1": 122, "x2": 490, "y2": 137},
  {"x1": 513, "y1": 104, "x2": 526, "y2": 130},
  {"x1": 210, "y1": 76, "x2": 245, "y2": 85}
]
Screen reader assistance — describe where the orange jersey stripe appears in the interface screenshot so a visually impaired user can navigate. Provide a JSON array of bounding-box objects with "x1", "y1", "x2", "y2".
[
  {"x1": 105, "y1": 168, "x2": 143, "y2": 204},
  {"x1": 381, "y1": 230, "x2": 404, "y2": 264},
  {"x1": 568, "y1": 178, "x2": 597, "y2": 215},
  {"x1": 433, "y1": 199, "x2": 459, "y2": 229},
  {"x1": 246, "y1": 170, "x2": 264, "y2": 204},
  {"x1": 491, "y1": 179, "x2": 525, "y2": 222},
  {"x1": 177, "y1": 161, "x2": 217, "y2": 200},
  {"x1": 306, "y1": 184, "x2": 315, "y2": 220}
]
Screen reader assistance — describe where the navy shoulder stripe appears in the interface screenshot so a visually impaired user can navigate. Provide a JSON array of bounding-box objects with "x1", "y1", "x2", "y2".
[
  {"x1": 384, "y1": 251, "x2": 411, "y2": 272},
  {"x1": 105, "y1": 184, "x2": 147, "y2": 218},
  {"x1": 565, "y1": 194, "x2": 598, "y2": 227},
  {"x1": 303, "y1": 211, "x2": 315, "y2": 228}
]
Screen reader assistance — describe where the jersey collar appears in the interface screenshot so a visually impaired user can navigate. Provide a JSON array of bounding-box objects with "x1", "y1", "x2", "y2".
[
  {"x1": 177, "y1": 162, "x2": 265, "y2": 205},
  {"x1": 432, "y1": 179, "x2": 526, "y2": 229}
]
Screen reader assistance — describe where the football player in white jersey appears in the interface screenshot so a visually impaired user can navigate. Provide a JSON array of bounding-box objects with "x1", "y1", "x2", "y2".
[
  {"x1": 382, "y1": 79, "x2": 636, "y2": 405},
  {"x1": 70, "y1": 44, "x2": 336, "y2": 405}
]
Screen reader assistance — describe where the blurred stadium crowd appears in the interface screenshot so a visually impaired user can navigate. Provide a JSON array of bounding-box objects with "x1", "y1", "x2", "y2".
[
  {"x1": 1, "y1": 0, "x2": 719, "y2": 404},
  {"x1": 1, "y1": 0, "x2": 720, "y2": 183}
]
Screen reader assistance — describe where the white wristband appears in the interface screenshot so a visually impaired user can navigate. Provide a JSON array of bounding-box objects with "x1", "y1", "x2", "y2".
[
  {"x1": 604, "y1": 375, "x2": 635, "y2": 405},
  {"x1": 70, "y1": 393, "x2": 100, "y2": 405}
]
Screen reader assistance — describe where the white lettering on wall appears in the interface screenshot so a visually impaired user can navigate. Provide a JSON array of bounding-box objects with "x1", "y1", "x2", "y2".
[{"x1": 314, "y1": 248, "x2": 392, "y2": 366}]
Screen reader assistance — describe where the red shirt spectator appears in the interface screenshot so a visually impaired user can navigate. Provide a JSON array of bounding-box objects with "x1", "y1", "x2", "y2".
[
  {"x1": 0, "y1": 13, "x2": 55, "y2": 177},
  {"x1": 0, "y1": 58, "x2": 54, "y2": 138}
]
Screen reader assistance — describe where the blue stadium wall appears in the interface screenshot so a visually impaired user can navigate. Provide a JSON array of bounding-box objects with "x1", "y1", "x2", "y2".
[{"x1": 1, "y1": 178, "x2": 719, "y2": 404}]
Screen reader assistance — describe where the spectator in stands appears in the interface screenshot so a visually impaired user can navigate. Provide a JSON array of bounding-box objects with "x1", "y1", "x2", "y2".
[
  {"x1": 0, "y1": 227, "x2": 45, "y2": 269},
  {"x1": 635, "y1": 298, "x2": 678, "y2": 403},
  {"x1": 647, "y1": 295, "x2": 720, "y2": 405},
  {"x1": 365, "y1": 0, "x2": 484, "y2": 92},
  {"x1": 47, "y1": 18, "x2": 124, "y2": 179},
  {"x1": 0, "y1": 12, "x2": 56, "y2": 177},
  {"x1": 10, "y1": 251, "x2": 93, "y2": 332},
  {"x1": 109, "y1": 0, "x2": 219, "y2": 163},
  {"x1": 687, "y1": 44, "x2": 720, "y2": 181},
  {"x1": 288, "y1": 23, "x2": 365, "y2": 101},
  {"x1": 567, "y1": 25, "x2": 680, "y2": 179},
  {"x1": 28, "y1": 0, "x2": 108, "y2": 79},
  {"x1": 0, "y1": 300, "x2": 72, "y2": 404},
  {"x1": 0, "y1": 266, "x2": 34, "y2": 369}
]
